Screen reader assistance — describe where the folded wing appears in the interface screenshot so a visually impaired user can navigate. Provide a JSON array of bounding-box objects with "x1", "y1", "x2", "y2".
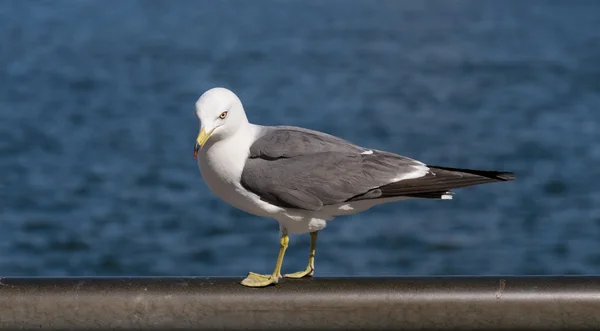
[{"x1": 241, "y1": 126, "x2": 515, "y2": 211}]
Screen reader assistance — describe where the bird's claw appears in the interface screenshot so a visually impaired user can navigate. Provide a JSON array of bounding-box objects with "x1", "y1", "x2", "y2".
[
  {"x1": 241, "y1": 272, "x2": 280, "y2": 287},
  {"x1": 283, "y1": 266, "x2": 314, "y2": 279}
]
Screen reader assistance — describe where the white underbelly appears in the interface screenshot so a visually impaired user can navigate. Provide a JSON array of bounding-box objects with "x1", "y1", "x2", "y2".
[{"x1": 198, "y1": 157, "x2": 274, "y2": 217}]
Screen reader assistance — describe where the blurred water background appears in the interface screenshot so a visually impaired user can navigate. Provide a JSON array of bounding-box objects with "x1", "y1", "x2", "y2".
[{"x1": 1, "y1": 0, "x2": 600, "y2": 277}]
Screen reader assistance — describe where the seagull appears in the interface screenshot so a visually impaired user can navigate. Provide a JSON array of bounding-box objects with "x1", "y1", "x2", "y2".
[{"x1": 193, "y1": 87, "x2": 515, "y2": 287}]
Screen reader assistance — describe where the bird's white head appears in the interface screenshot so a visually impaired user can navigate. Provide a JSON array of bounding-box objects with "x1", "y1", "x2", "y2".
[{"x1": 194, "y1": 87, "x2": 248, "y2": 158}]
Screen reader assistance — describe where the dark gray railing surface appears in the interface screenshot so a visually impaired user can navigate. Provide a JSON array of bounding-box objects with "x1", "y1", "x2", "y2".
[{"x1": 1, "y1": 276, "x2": 600, "y2": 330}]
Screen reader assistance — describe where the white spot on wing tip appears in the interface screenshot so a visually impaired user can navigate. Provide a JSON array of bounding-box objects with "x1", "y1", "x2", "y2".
[
  {"x1": 392, "y1": 165, "x2": 429, "y2": 182},
  {"x1": 441, "y1": 194, "x2": 453, "y2": 200},
  {"x1": 361, "y1": 150, "x2": 374, "y2": 155}
]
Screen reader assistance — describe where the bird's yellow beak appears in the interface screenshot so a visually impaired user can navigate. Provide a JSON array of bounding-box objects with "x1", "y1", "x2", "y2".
[{"x1": 194, "y1": 127, "x2": 214, "y2": 159}]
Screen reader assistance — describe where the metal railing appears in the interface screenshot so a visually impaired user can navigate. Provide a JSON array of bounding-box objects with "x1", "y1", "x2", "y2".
[{"x1": 1, "y1": 276, "x2": 599, "y2": 330}]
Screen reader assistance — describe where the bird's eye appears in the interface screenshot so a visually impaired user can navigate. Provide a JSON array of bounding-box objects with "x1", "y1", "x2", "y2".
[{"x1": 219, "y1": 111, "x2": 228, "y2": 119}]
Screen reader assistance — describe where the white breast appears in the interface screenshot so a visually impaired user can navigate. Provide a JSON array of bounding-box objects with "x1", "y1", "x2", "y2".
[{"x1": 197, "y1": 125, "x2": 277, "y2": 217}]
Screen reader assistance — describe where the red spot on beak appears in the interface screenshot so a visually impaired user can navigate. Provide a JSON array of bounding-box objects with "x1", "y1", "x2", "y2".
[{"x1": 194, "y1": 142, "x2": 200, "y2": 159}]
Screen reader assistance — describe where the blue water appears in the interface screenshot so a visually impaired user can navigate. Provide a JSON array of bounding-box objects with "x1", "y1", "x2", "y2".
[{"x1": 1, "y1": 1, "x2": 600, "y2": 277}]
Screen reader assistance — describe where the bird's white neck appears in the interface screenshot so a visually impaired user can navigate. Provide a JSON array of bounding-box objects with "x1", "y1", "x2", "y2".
[{"x1": 198, "y1": 123, "x2": 259, "y2": 186}]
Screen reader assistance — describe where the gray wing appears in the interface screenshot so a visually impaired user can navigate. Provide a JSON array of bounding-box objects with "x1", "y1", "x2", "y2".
[
  {"x1": 240, "y1": 126, "x2": 427, "y2": 211},
  {"x1": 247, "y1": 126, "x2": 365, "y2": 159},
  {"x1": 241, "y1": 126, "x2": 516, "y2": 211}
]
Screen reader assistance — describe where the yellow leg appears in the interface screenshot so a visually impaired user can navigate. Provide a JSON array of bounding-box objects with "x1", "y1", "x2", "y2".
[
  {"x1": 241, "y1": 232, "x2": 289, "y2": 287},
  {"x1": 284, "y1": 231, "x2": 318, "y2": 279}
]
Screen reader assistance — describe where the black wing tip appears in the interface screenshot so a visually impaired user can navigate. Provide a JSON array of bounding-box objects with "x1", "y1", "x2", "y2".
[
  {"x1": 428, "y1": 165, "x2": 516, "y2": 182},
  {"x1": 495, "y1": 171, "x2": 516, "y2": 181}
]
